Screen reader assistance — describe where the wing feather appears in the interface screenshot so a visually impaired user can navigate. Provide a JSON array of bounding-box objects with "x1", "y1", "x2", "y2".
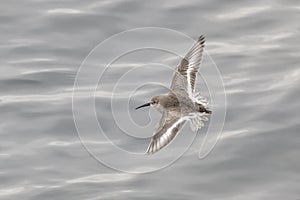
[
  {"x1": 146, "y1": 111, "x2": 187, "y2": 154},
  {"x1": 170, "y1": 35, "x2": 205, "y2": 97}
]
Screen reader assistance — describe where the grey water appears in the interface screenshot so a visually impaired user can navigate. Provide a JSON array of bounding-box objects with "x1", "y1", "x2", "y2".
[{"x1": 1, "y1": 0, "x2": 300, "y2": 199}]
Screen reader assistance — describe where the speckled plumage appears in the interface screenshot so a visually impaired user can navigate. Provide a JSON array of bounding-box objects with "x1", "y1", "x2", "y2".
[{"x1": 136, "y1": 36, "x2": 211, "y2": 154}]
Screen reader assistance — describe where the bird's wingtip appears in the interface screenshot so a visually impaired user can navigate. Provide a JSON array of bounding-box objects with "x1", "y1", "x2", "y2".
[
  {"x1": 145, "y1": 148, "x2": 153, "y2": 155},
  {"x1": 145, "y1": 143, "x2": 152, "y2": 155},
  {"x1": 198, "y1": 35, "x2": 205, "y2": 41},
  {"x1": 198, "y1": 35, "x2": 205, "y2": 45},
  {"x1": 145, "y1": 142, "x2": 158, "y2": 155}
]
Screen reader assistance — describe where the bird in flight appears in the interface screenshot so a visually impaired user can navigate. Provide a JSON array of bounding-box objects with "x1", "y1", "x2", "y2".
[{"x1": 135, "y1": 35, "x2": 211, "y2": 154}]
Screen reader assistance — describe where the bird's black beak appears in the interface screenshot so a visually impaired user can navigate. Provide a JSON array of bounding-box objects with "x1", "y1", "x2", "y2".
[{"x1": 135, "y1": 102, "x2": 151, "y2": 110}]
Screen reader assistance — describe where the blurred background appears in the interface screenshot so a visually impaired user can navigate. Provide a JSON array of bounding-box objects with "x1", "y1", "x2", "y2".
[{"x1": 0, "y1": 0, "x2": 300, "y2": 199}]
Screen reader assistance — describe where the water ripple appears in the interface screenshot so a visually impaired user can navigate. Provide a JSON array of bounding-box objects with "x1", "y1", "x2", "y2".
[
  {"x1": 215, "y1": 6, "x2": 271, "y2": 20},
  {"x1": 66, "y1": 174, "x2": 134, "y2": 184}
]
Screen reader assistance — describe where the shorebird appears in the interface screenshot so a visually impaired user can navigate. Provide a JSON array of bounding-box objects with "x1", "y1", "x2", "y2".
[{"x1": 136, "y1": 35, "x2": 211, "y2": 154}]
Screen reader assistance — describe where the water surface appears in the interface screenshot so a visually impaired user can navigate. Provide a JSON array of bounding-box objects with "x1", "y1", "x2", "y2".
[{"x1": 0, "y1": 0, "x2": 300, "y2": 199}]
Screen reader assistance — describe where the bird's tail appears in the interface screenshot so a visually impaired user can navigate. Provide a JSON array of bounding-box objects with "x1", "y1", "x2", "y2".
[{"x1": 192, "y1": 92, "x2": 211, "y2": 113}]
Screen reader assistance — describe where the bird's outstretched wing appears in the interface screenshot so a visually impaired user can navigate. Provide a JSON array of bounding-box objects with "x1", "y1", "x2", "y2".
[
  {"x1": 170, "y1": 35, "x2": 205, "y2": 97},
  {"x1": 146, "y1": 110, "x2": 188, "y2": 154}
]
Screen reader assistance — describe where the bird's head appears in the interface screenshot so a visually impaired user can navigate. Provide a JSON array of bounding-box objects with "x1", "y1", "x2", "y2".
[{"x1": 135, "y1": 96, "x2": 161, "y2": 110}]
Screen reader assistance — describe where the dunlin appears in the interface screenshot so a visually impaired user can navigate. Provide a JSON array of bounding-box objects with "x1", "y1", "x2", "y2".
[{"x1": 136, "y1": 35, "x2": 211, "y2": 154}]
